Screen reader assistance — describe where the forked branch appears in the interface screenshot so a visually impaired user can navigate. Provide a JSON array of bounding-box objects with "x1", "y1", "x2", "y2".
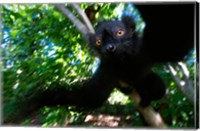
[
  {"x1": 71, "y1": 3, "x2": 95, "y2": 34},
  {"x1": 54, "y1": 4, "x2": 94, "y2": 43},
  {"x1": 167, "y1": 62, "x2": 194, "y2": 104}
]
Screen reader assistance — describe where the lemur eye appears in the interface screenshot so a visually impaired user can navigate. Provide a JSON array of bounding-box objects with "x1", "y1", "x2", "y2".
[
  {"x1": 115, "y1": 29, "x2": 125, "y2": 36},
  {"x1": 96, "y1": 39, "x2": 101, "y2": 46}
]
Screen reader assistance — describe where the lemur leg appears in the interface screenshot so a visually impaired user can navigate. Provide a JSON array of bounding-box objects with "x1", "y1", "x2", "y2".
[
  {"x1": 134, "y1": 72, "x2": 166, "y2": 107},
  {"x1": 128, "y1": 89, "x2": 167, "y2": 128},
  {"x1": 118, "y1": 73, "x2": 167, "y2": 128}
]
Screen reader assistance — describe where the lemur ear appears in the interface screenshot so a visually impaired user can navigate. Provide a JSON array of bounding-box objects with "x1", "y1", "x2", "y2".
[{"x1": 122, "y1": 16, "x2": 136, "y2": 32}]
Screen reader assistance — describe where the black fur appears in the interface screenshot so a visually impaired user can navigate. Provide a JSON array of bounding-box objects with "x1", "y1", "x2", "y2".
[{"x1": 135, "y1": 3, "x2": 195, "y2": 62}]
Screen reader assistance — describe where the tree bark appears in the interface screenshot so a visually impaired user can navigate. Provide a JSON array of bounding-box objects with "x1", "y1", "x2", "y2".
[
  {"x1": 129, "y1": 90, "x2": 167, "y2": 128},
  {"x1": 54, "y1": 4, "x2": 93, "y2": 43},
  {"x1": 167, "y1": 62, "x2": 194, "y2": 104}
]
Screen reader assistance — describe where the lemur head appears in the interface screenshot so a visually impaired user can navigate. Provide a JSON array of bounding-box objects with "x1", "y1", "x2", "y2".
[{"x1": 89, "y1": 16, "x2": 141, "y2": 61}]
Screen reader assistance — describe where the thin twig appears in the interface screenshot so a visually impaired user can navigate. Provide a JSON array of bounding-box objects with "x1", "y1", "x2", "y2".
[{"x1": 178, "y1": 62, "x2": 189, "y2": 78}]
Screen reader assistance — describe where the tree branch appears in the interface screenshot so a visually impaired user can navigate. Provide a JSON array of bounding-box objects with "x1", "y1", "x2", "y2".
[
  {"x1": 137, "y1": 106, "x2": 167, "y2": 128},
  {"x1": 167, "y1": 62, "x2": 194, "y2": 104},
  {"x1": 71, "y1": 3, "x2": 95, "y2": 34},
  {"x1": 54, "y1": 4, "x2": 93, "y2": 43},
  {"x1": 120, "y1": 81, "x2": 167, "y2": 127},
  {"x1": 129, "y1": 90, "x2": 167, "y2": 128}
]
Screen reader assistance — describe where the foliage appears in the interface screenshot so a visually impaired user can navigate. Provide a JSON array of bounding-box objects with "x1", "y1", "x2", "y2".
[
  {"x1": 1, "y1": 3, "x2": 195, "y2": 127},
  {"x1": 152, "y1": 62, "x2": 195, "y2": 127}
]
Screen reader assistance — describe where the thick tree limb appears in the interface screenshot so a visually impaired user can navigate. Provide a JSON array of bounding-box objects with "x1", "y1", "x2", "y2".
[
  {"x1": 137, "y1": 106, "x2": 167, "y2": 128},
  {"x1": 167, "y1": 62, "x2": 194, "y2": 104},
  {"x1": 129, "y1": 90, "x2": 167, "y2": 128},
  {"x1": 120, "y1": 81, "x2": 167, "y2": 127}
]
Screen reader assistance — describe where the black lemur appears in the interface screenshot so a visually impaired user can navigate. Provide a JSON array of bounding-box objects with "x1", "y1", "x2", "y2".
[
  {"x1": 13, "y1": 4, "x2": 194, "y2": 122},
  {"x1": 39, "y1": 16, "x2": 166, "y2": 109}
]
